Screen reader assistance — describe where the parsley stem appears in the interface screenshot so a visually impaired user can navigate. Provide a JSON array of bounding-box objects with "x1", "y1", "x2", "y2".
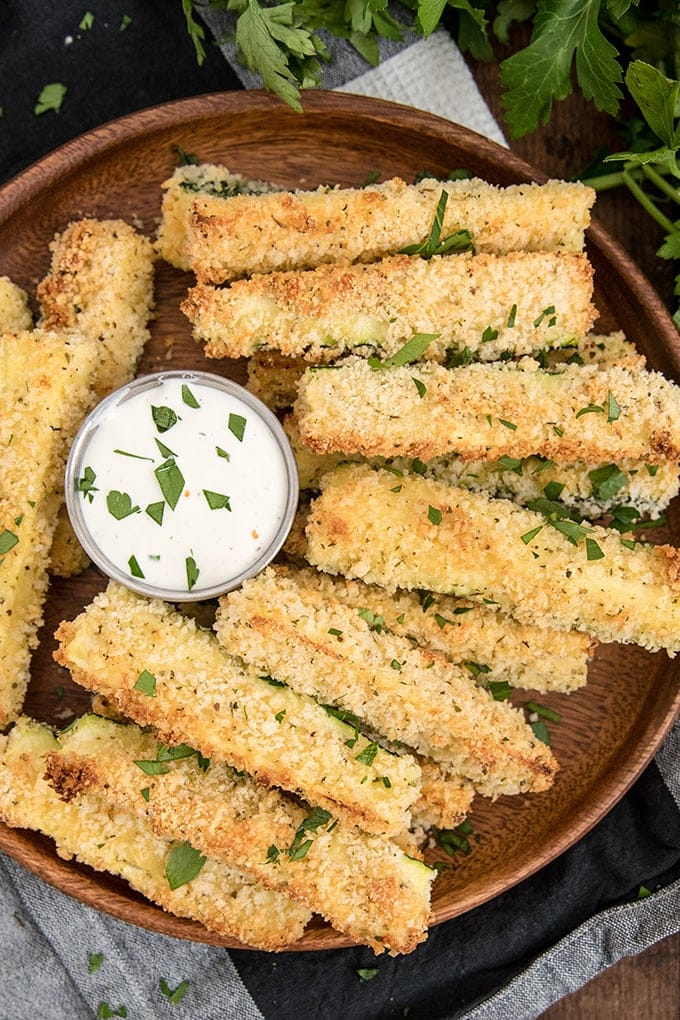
[
  {"x1": 580, "y1": 169, "x2": 642, "y2": 191},
  {"x1": 622, "y1": 167, "x2": 677, "y2": 234},
  {"x1": 641, "y1": 164, "x2": 680, "y2": 205}
]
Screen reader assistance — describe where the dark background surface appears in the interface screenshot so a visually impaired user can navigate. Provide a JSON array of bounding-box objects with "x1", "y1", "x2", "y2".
[{"x1": 1, "y1": 3, "x2": 678, "y2": 1017}]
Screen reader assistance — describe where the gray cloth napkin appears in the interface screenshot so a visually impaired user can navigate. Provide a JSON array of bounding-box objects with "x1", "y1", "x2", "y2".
[{"x1": 1, "y1": 16, "x2": 679, "y2": 1020}]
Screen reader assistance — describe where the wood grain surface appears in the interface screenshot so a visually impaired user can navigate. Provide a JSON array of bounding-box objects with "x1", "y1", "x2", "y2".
[{"x1": 0, "y1": 91, "x2": 679, "y2": 957}]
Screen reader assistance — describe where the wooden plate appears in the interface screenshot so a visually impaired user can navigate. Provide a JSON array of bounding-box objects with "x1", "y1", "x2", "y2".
[{"x1": 1, "y1": 90, "x2": 679, "y2": 951}]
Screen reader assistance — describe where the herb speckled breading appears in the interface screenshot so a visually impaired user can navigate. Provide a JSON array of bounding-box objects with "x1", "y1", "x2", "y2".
[
  {"x1": 296, "y1": 358, "x2": 680, "y2": 464},
  {"x1": 46, "y1": 714, "x2": 434, "y2": 955},
  {"x1": 55, "y1": 582, "x2": 422, "y2": 837},
  {"x1": 0, "y1": 277, "x2": 32, "y2": 332},
  {"x1": 216, "y1": 566, "x2": 558, "y2": 795},
  {"x1": 305, "y1": 464, "x2": 680, "y2": 653},
  {"x1": 183, "y1": 176, "x2": 594, "y2": 283},
  {"x1": 0, "y1": 330, "x2": 100, "y2": 726},
  {"x1": 0, "y1": 717, "x2": 310, "y2": 949},
  {"x1": 183, "y1": 251, "x2": 594, "y2": 363}
]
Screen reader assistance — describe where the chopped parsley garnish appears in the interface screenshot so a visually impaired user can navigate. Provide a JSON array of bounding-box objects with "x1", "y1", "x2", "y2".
[
  {"x1": 203, "y1": 490, "x2": 231, "y2": 511},
  {"x1": 412, "y1": 457, "x2": 427, "y2": 475},
  {"x1": 154, "y1": 458, "x2": 185, "y2": 510},
  {"x1": 607, "y1": 390, "x2": 621, "y2": 423},
  {"x1": 530, "y1": 720, "x2": 551, "y2": 745},
  {"x1": 266, "y1": 844, "x2": 280, "y2": 864},
  {"x1": 390, "y1": 659, "x2": 402, "y2": 671},
  {"x1": 398, "y1": 191, "x2": 475, "y2": 258},
  {"x1": 287, "y1": 807, "x2": 333, "y2": 862},
  {"x1": 0, "y1": 530, "x2": 18, "y2": 555},
  {"x1": 328, "y1": 627, "x2": 343, "y2": 637},
  {"x1": 412, "y1": 376, "x2": 427, "y2": 398},
  {"x1": 368, "y1": 333, "x2": 439, "y2": 369},
  {"x1": 140, "y1": 787, "x2": 150, "y2": 801},
  {"x1": 446, "y1": 345, "x2": 474, "y2": 368},
  {"x1": 533, "y1": 305, "x2": 556, "y2": 327},
  {"x1": 88, "y1": 952, "x2": 104, "y2": 974},
  {"x1": 114, "y1": 449, "x2": 154, "y2": 462},
  {"x1": 520, "y1": 525, "x2": 543, "y2": 545},
  {"x1": 96, "y1": 1004, "x2": 127, "y2": 1019},
  {"x1": 152, "y1": 405, "x2": 179, "y2": 432},
  {"x1": 487, "y1": 680, "x2": 513, "y2": 701},
  {"x1": 526, "y1": 496, "x2": 592, "y2": 547},
  {"x1": 134, "y1": 759, "x2": 170, "y2": 776},
  {"x1": 185, "y1": 555, "x2": 199, "y2": 591},
  {"x1": 358, "y1": 607, "x2": 384, "y2": 632},
  {"x1": 496, "y1": 455, "x2": 523, "y2": 474},
  {"x1": 588, "y1": 463, "x2": 627, "y2": 500},
  {"x1": 575, "y1": 403, "x2": 604, "y2": 419},
  {"x1": 646, "y1": 464, "x2": 659, "y2": 477},
  {"x1": 542, "y1": 480, "x2": 565, "y2": 501},
  {"x1": 428, "y1": 505, "x2": 443, "y2": 525},
  {"x1": 481, "y1": 326, "x2": 499, "y2": 343},
  {"x1": 160, "y1": 978, "x2": 190, "y2": 1005},
  {"x1": 106, "y1": 490, "x2": 140, "y2": 520},
  {"x1": 355, "y1": 741, "x2": 379, "y2": 766},
  {"x1": 77, "y1": 465, "x2": 98, "y2": 502},
  {"x1": 155, "y1": 438, "x2": 177, "y2": 458},
  {"x1": 525, "y1": 701, "x2": 561, "y2": 723},
  {"x1": 181, "y1": 384, "x2": 200, "y2": 408},
  {"x1": 228, "y1": 412, "x2": 247, "y2": 442},
  {"x1": 637, "y1": 885, "x2": 652, "y2": 899},
  {"x1": 498, "y1": 418, "x2": 517, "y2": 430},
  {"x1": 274, "y1": 709, "x2": 286, "y2": 723},
  {"x1": 585, "y1": 537, "x2": 605, "y2": 560},
  {"x1": 165, "y1": 841, "x2": 206, "y2": 890},
  {"x1": 134, "y1": 669, "x2": 157, "y2": 696},
  {"x1": 216, "y1": 445, "x2": 231, "y2": 461},
  {"x1": 357, "y1": 968, "x2": 379, "y2": 982},
  {"x1": 434, "y1": 818, "x2": 474, "y2": 856},
  {"x1": 34, "y1": 82, "x2": 67, "y2": 116},
  {"x1": 464, "y1": 660, "x2": 491, "y2": 679},
  {"x1": 128, "y1": 555, "x2": 144, "y2": 578},
  {"x1": 145, "y1": 501, "x2": 165, "y2": 526},
  {"x1": 506, "y1": 303, "x2": 517, "y2": 328}
]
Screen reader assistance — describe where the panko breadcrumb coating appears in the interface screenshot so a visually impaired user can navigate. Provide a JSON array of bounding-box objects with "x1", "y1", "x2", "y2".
[
  {"x1": 216, "y1": 566, "x2": 558, "y2": 796},
  {"x1": 296, "y1": 358, "x2": 680, "y2": 464},
  {"x1": 47, "y1": 714, "x2": 434, "y2": 955},
  {"x1": 0, "y1": 277, "x2": 32, "y2": 331},
  {"x1": 183, "y1": 251, "x2": 595, "y2": 363},
  {"x1": 156, "y1": 163, "x2": 281, "y2": 270},
  {"x1": 55, "y1": 582, "x2": 422, "y2": 837},
  {"x1": 184, "y1": 176, "x2": 594, "y2": 283},
  {"x1": 0, "y1": 717, "x2": 310, "y2": 949},
  {"x1": 0, "y1": 330, "x2": 100, "y2": 726},
  {"x1": 305, "y1": 464, "x2": 680, "y2": 653},
  {"x1": 271, "y1": 564, "x2": 594, "y2": 694}
]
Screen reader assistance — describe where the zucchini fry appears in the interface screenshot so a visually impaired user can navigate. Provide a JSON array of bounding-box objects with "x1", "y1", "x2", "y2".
[
  {"x1": 0, "y1": 277, "x2": 32, "y2": 331},
  {"x1": 216, "y1": 567, "x2": 558, "y2": 795},
  {"x1": 246, "y1": 352, "x2": 309, "y2": 411},
  {"x1": 156, "y1": 163, "x2": 280, "y2": 270},
  {"x1": 286, "y1": 413, "x2": 679, "y2": 521},
  {"x1": 185, "y1": 176, "x2": 594, "y2": 283},
  {"x1": 271, "y1": 564, "x2": 593, "y2": 694},
  {"x1": 183, "y1": 251, "x2": 594, "y2": 363},
  {"x1": 55, "y1": 582, "x2": 421, "y2": 837},
  {"x1": 0, "y1": 717, "x2": 310, "y2": 949},
  {"x1": 46, "y1": 715, "x2": 434, "y2": 955},
  {"x1": 306, "y1": 464, "x2": 680, "y2": 653},
  {"x1": 296, "y1": 359, "x2": 680, "y2": 464},
  {"x1": 0, "y1": 331, "x2": 100, "y2": 725}
]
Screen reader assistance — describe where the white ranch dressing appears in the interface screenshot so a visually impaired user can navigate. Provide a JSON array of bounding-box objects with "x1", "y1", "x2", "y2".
[{"x1": 66, "y1": 372, "x2": 297, "y2": 599}]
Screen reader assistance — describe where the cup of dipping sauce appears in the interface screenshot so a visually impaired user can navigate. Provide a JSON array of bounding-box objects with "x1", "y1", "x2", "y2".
[{"x1": 65, "y1": 370, "x2": 299, "y2": 601}]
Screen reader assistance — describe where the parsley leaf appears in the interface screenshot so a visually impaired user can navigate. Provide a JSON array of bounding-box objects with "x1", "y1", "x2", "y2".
[
  {"x1": 34, "y1": 82, "x2": 67, "y2": 115},
  {"x1": 165, "y1": 841, "x2": 206, "y2": 890},
  {"x1": 499, "y1": 0, "x2": 625, "y2": 139}
]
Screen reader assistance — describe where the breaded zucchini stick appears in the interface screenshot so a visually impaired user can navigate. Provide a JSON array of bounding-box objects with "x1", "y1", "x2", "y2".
[
  {"x1": 0, "y1": 277, "x2": 32, "y2": 331},
  {"x1": 55, "y1": 582, "x2": 421, "y2": 837},
  {"x1": 46, "y1": 715, "x2": 434, "y2": 955},
  {"x1": 271, "y1": 564, "x2": 593, "y2": 693},
  {"x1": 38, "y1": 218, "x2": 155, "y2": 401},
  {"x1": 246, "y1": 352, "x2": 309, "y2": 411},
  {"x1": 296, "y1": 359, "x2": 680, "y2": 464},
  {"x1": 37, "y1": 219, "x2": 155, "y2": 577},
  {"x1": 306, "y1": 464, "x2": 680, "y2": 653},
  {"x1": 184, "y1": 251, "x2": 595, "y2": 363},
  {"x1": 0, "y1": 717, "x2": 310, "y2": 949},
  {"x1": 184, "y1": 176, "x2": 594, "y2": 283},
  {"x1": 216, "y1": 567, "x2": 558, "y2": 795},
  {"x1": 286, "y1": 413, "x2": 678, "y2": 521},
  {"x1": 414, "y1": 762, "x2": 475, "y2": 830},
  {"x1": 156, "y1": 163, "x2": 281, "y2": 270},
  {"x1": 0, "y1": 331, "x2": 100, "y2": 725}
]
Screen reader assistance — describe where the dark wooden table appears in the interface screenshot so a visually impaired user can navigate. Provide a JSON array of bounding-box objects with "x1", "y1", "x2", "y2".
[{"x1": 469, "y1": 55, "x2": 680, "y2": 1019}]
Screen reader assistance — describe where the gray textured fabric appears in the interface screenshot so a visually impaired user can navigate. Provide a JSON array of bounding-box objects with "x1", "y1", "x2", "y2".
[{"x1": 0, "y1": 853, "x2": 263, "y2": 1020}]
